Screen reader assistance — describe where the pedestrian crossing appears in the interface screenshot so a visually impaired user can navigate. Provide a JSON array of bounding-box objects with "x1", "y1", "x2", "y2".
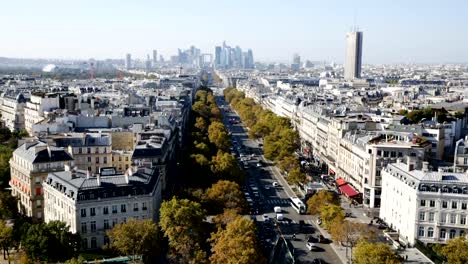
[{"x1": 264, "y1": 199, "x2": 290, "y2": 205}]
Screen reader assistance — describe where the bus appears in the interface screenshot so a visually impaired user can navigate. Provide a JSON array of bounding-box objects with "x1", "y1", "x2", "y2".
[{"x1": 290, "y1": 197, "x2": 307, "y2": 214}]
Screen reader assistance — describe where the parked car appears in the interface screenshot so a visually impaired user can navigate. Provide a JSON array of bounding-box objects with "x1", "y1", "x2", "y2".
[
  {"x1": 272, "y1": 182, "x2": 279, "y2": 187},
  {"x1": 263, "y1": 214, "x2": 269, "y2": 222},
  {"x1": 274, "y1": 206, "x2": 282, "y2": 213},
  {"x1": 306, "y1": 242, "x2": 317, "y2": 251}
]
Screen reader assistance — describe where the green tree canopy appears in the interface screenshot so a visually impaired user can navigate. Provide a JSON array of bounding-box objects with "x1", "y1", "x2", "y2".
[
  {"x1": 159, "y1": 197, "x2": 207, "y2": 263},
  {"x1": 107, "y1": 218, "x2": 163, "y2": 263},
  {"x1": 319, "y1": 204, "x2": 345, "y2": 230},
  {"x1": 208, "y1": 121, "x2": 230, "y2": 152},
  {"x1": 204, "y1": 180, "x2": 247, "y2": 214},
  {"x1": 211, "y1": 151, "x2": 244, "y2": 182},
  {"x1": 306, "y1": 190, "x2": 340, "y2": 215},
  {"x1": 436, "y1": 236, "x2": 468, "y2": 264},
  {"x1": 353, "y1": 240, "x2": 402, "y2": 264},
  {"x1": 209, "y1": 216, "x2": 265, "y2": 264}
]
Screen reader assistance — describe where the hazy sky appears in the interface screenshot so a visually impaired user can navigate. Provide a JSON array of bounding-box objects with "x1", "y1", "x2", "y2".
[{"x1": 1, "y1": 0, "x2": 467, "y2": 63}]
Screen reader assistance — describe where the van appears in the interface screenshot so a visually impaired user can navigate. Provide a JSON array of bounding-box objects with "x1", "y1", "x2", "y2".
[
  {"x1": 276, "y1": 213, "x2": 284, "y2": 221},
  {"x1": 274, "y1": 206, "x2": 282, "y2": 213}
]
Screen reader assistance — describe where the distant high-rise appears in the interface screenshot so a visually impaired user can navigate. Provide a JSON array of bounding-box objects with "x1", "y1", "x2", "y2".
[
  {"x1": 125, "y1": 53, "x2": 132, "y2": 70},
  {"x1": 215, "y1": 46, "x2": 222, "y2": 66},
  {"x1": 152, "y1": 50, "x2": 158, "y2": 64},
  {"x1": 344, "y1": 31, "x2": 363, "y2": 80},
  {"x1": 145, "y1": 54, "x2": 152, "y2": 73}
]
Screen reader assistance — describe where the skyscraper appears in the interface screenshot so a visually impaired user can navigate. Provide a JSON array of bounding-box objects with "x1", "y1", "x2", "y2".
[
  {"x1": 125, "y1": 53, "x2": 132, "y2": 70},
  {"x1": 344, "y1": 31, "x2": 363, "y2": 80},
  {"x1": 152, "y1": 50, "x2": 158, "y2": 65},
  {"x1": 215, "y1": 46, "x2": 222, "y2": 66}
]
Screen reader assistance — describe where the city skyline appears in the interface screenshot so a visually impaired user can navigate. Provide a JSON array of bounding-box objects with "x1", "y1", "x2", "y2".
[{"x1": 0, "y1": 0, "x2": 467, "y2": 64}]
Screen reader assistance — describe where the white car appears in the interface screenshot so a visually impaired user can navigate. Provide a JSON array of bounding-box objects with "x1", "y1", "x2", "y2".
[
  {"x1": 276, "y1": 213, "x2": 284, "y2": 221},
  {"x1": 272, "y1": 182, "x2": 279, "y2": 187},
  {"x1": 274, "y1": 206, "x2": 282, "y2": 213},
  {"x1": 256, "y1": 163, "x2": 262, "y2": 167},
  {"x1": 306, "y1": 242, "x2": 317, "y2": 251}
]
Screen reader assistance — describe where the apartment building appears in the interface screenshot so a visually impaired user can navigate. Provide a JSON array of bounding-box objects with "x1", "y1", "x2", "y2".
[
  {"x1": 337, "y1": 131, "x2": 431, "y2": 208},
  {"x1": 380, "y1": 158, "x2": 468, "y2": 246},
  {"x1": 24, "y1": 93, "x2": 60, "y2": 135},
  {"x1": 0, "y1": 92, "x2": 27, "y2": 131},
  {"x1": 9, "y1": 140, "x2": 73, "y2": 220},
  {"x1": 43, "y1": 166, "x2": 162, "y2": 249},
  {"x1": 54, "y1": 133, "x2": 113, "y2": 175}
]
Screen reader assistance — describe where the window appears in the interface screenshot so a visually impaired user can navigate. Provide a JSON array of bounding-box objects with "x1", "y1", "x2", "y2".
[
  {"x1": 121, "y1": 204, "x2": 126, "y2": 213},
  {"x1": 91, "y1": 237, "x2": 97, "y2": 249},
  {"x1": 87, "y1": 148, "x2": 91, "y2": 154},
  {"x1": 103, "y1": 147, "x2": 107, "y2": 153},
  {"x1": 81, "y1": 222, "x2": 87, "y2": 233},
  {"x1": 36, "y1": 200, "x2": 42, "y2": 208},
  {"x1": 35, "y1": 176, "x2": 41, "y2": 184},
  {"x1": 104, "y1": 219, "x2": 109, "y2": 229},
  {"x1": 87, "y1": 157, "x2": 91, "y2": 162},
  {"x1": 103, "y1": 206, "x2": 109, "y2": 215},
  {"x1": 122, "y1": 217, "x2": 126, "y2": 223},
  {"x1": 104, "y1": 236, "x2": 110, "y2": 245},
  {"x1": 428, "y1": 227, "x2": 434, "y2": 238},
  {"x1": 418, "y1": 226, "x2": 425, "y2": 237},
  {"x1": 133, "y1": 203, "x2": 139, "y2": 212},
  {"x1": 377, "y1": 150, "x2": 382, "y2": 156},
  {"x1": 390, "y1": 151, "x2": 396, "y2": 158},
  {"x1": 440, "y1": 229, "x2": 446, "y2": 239},
  {"x1": 451, "y1": 214, "x2": 456, "y2": 224},
  {"x1": 142, "y1": 202, "x2": 147, "y2": 210},
  {"x1": 95, "y1": 148, "x2": 99, "y2": 154},
  {"x1": 112, "y1": 205, "x2": 118, "y2": 214},
  {"x1": 449, "y1": 229, "x2": 456, "y2": 239},
  {"x1": 441, "y1": 213, "x2": 447, "y2": 223},
  {"x1": 104, "y1": 157, "x2": 107, "y2": 164},
  {"x1": 383, "y1": 151, "x2": 389, "y2": 157},
  {"x1": 78, "y1": 148, "x2": 82, "y2": 154},
  {"x1": 90, "y1": 221, "x2": 96, "y2": 232},
  {"x1": 420, "y1": 200, "x2": 426, "y2": 207},
  {"x1": 463, "y1": 203, "x2": 467, "y2": 210},
  {"x1": 429, "y1": 212, "x2": 435, "y2": 222},
  {"x1": 90, "y1": 207, "x2": 96, "y2": 216},
  {"x1": 398, "y1": 152, "x2": 403, "y2": 157},
  {"x1": 96, "y1": 157, "x2": 100, "y2": 164},
  {"x1": 452, "y1": 201, "x2": 458, "y2": 209},
  {"x1": 81, "y1": 208, "x2": 86, "y2": 217},
  {"x1": 460, "y1": 230, "x2": 465, "y2": 237},
  {"x1": 419, "y1": 212, "x2": 425, "y2": 221},
  {"x1": 82, "y1": 238, "x2": 88, "y2": 250},
  {"x1": 430, "y1": 200, "x2": 436, "y2": 207},
  {"x1": 442, "y1": 201, "x2": 448, "y2": 208},
  {"x1": 112, "y1": 219, "x2": 118, "y2": 227},
  {"x1": 461, "y1": 215, "x2": 466, "y2": 225}
]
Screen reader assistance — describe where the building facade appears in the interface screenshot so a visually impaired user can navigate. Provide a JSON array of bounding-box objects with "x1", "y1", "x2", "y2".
[
  {"x1": 9, "y1": 141, "x2": 73, "y2": 220},
  {"x1": 344, "y1": 31, "x2": 363, "y2": 80},
  {"x1": 43, "y1": 166, "x2": 162, "y2": 249},
  {"x1": 380, "y1": 159, "x2": 468, "y2": 246}
]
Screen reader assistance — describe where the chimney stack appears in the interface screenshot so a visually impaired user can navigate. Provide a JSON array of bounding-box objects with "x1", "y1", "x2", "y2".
[
  {"x1": 96, "y1": 174, "x2": 101, "y2": 186},
  {"x1": 86, "y1": 170, "x2": 91, "y2": 179}
]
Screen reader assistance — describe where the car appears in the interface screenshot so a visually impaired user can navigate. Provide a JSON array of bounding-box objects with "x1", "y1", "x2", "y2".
[
  {"x1": 256, "y1": 163, "x2": 262, "y2": 167},
  {"x1": 307, "y1": 235, "x2": 318, "y2": 243},
  {"x1": 251, "y1": 186, "x2": 259, "y2": 192},
  {"x1": 264, "y1": 185, "x2": 271, "y2": 190},
  {"x1": 263, "y1": 214, "x2": 269, "y2": 222},
  {"x1": 244, "y1": 192, "x2": 250, "y2": 197},
  {"x1": 306, "y1": 242, "x2": 317, "y2": 251},
  {"x1": 272, "y1": 182, "x2": 279, "y2": 187},
  {"x1": 276, "y1": 213, "x2": 284, "y2": 221},
  {"x1": 274, "y1": 206, "x2": 281, "y2": 213}
]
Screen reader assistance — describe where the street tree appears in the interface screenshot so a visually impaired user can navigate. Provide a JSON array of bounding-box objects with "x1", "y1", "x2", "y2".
[
  {"x1": 159, "y1": 197, "x2": 207, "y2": 263},
  {"x1": 208, "y1": 121, "x2": 230, "y2": 152},
  {"x1": 0, "y1": 192, "x2": 18, "y2": 220},
  {"x1": 0, "y1": 220, "x2": 13, "y2": 263},
  {"x1": 209, "y1": 216, "x2": 265, "y2": 264},
  {"x1": 353, "y1": 240, "x2": 402, "y2": 264},
  {"x1": 319, "y1": 204, "x2": 345, "y2": 230},
  {"x1": 205, "y1": 180, "x2": 246, "y2": 214},
  {"x1": 107, "y1": 218, "x2": 163, "y2": 263},
  {"x1": 436, "y1": 236, "x2": 468, "y2": 264},
  {"x1": 211, "y1": 151, "x2": 244, "y2": 182},
  {"x1": 306, "y1": 190, "x2": 340, "y2": 215}
]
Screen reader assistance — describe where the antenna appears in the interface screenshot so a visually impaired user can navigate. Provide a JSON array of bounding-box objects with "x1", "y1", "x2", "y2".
[
  {"x1": 90, "y1": 62, "x2": 94, "y2": 80},
  {"x1": 353, "y1": 8, "x2": 358, "y2": 31}
]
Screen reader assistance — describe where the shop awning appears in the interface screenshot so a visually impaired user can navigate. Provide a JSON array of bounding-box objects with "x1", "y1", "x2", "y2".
[
  {"x1": 339, "y1": 184, "x2": 360, "y2": 198},
  {"x1": 336, "y1": 178, "x2": 346, "y2": 186}
]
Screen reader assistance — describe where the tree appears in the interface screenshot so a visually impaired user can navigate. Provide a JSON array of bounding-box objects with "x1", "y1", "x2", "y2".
[
  {"x1": 287, "y1": 166, "x2": 306, "y2": 185},
  {"x1": 208, "y1": 121, "x2": 230, "y2": 152},
  {"x1": 194, "y1": 117, "x2": 208, "y2": 132},
  {"x1": 0, "y1": 220, "x2": 13, "y2": 263},
  {"x1": 329, "y1": 220, "x2": 374, "y2": 261},
  {"x1": 211, "y1": 151, "x2": 244, "y2": 182},
  {"x1": 306, "y1": 190, "x2": 340, "y2": 215},
  {"x1": 205, "y1": 180, "x2": 246, "y2": 214},
  {"x1": 159, "y1": 197, "x2": 207, "y2": 264},
  {"x1": 437, "y1": 236, "x2": 468, "y2": 264},
  {"x1": 0, "y1": 192, "x2": 18, "y2": 220},
  {"x1": 212, "y1": 209, "x2": 241, "y2": 228},
  {"x1": 107, "y1": 218, "x2": 163, "y2": 263},
  {"x1": 319, "y1": 204, "x2": 345, "y2": 230},
  {"x1": 353, "y1": 240, "x2": 402, "y2": 264},
  {"x1": 209, "y1": 216, "x2": 265, "y2": 264},
  {"x1": 22, "y1": 221, "x2": 80, "y2": 262}
]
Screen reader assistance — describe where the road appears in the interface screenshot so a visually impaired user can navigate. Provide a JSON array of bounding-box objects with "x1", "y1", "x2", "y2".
[{"x1": 217, "y1": 95, "x2": 342, "y2": 264}]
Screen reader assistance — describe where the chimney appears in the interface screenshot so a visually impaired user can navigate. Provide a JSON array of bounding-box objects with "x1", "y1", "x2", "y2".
[
  {"x1": 64, "y1": 164, "x2": 71, "y2": 171},
  {"x1": 124, "y1": 172, "x2": 130, "y2": 184},
  {"x1": 422, "y1": 162, "x2": 429, "y2": 172},
  {"x1": 86, "y1": 170, "x2": 91, "y2": 179},
  {"x1": 407, "y1": 156, "x2": 415, "y2": 171},
  {"x1": 96, "y1": 174, "x2": 101, "y2": 186}
]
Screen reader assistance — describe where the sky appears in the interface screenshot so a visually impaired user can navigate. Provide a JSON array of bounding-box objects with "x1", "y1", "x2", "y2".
[{"x1": 1, "y1": 0, "x2": 467, "y2": 64}]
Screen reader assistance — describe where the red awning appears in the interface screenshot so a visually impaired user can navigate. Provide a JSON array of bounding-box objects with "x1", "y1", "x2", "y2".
[
  {"x1": 336, "y1": 178, "x2": 346, "y2": 186},
  {"x1": 339, "y1": 184, "x2": 360, "y2": 198}
]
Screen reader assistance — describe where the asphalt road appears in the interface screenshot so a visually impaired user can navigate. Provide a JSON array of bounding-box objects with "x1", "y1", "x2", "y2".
[{"x1": 217, "y1": 95, "x2": 342, "y2": 264}]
